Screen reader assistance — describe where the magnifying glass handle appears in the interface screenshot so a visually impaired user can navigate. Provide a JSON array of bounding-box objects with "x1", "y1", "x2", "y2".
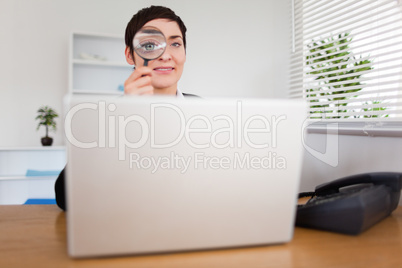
[{"x1": 141, "y1": 59, "x2": 150, "y2": 77}]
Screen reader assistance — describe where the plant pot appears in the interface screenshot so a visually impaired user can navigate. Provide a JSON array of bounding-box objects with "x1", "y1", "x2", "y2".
[{"x1": 41, "y1": 137, "x2": 53, "y2": 146}]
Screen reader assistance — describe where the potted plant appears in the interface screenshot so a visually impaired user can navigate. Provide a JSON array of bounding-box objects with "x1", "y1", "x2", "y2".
[{"x1": 36, "y1": 106, "x2": 59, "y2": 146}]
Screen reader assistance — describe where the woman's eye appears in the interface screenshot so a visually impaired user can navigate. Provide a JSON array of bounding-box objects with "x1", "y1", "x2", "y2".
[
  {"x1": 171, "y1": 42, "x2": 182, "y2": 47},
  {"x1": 142, "y1": 42, "x2": 156, "y2": 50}
]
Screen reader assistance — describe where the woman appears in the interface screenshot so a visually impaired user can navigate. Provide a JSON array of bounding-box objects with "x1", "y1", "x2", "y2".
[
  {"x1": 55, "y1": 5, "x2": 197, "y2": 210},
  {"x1": 124, "y1": 5, "x2": 189, "y2": 96}
]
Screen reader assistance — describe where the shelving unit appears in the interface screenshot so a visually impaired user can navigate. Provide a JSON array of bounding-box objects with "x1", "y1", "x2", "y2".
[
  {"x1": 69, "y1": 32, "x2": 133, "y2": 95},
  {"x1": 0, "y1": 147, "x2": 66, "y2": 204}
]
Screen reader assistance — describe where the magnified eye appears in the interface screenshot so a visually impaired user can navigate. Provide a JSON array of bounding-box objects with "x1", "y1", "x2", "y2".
[
  {"x1": 137, "y1": 40, "x2": 163, "y2": 53},
  {"x1": 133, "y1": 26, "x2": 167, "y2": 62},
  {"x1": 142, "y1": 42, "x2": 156, "y2": 51}
]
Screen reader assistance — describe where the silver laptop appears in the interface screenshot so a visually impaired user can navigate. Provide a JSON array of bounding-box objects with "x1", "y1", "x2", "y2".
[{"x1": 64, "y1": 95, "x2": 307, "y2": 258}]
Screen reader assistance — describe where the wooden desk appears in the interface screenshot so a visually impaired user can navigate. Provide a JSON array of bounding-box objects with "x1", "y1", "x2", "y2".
[{"x1": 1, "y1": 205, "x2": 401, "y2": 268}]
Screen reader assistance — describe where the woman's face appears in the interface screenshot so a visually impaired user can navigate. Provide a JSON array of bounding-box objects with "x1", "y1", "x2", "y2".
[{"x1": 128, "y1": 19, "x2": 186, "y2": 92}]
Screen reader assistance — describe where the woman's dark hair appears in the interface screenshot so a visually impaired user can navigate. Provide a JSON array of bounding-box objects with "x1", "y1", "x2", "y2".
[{"x1": 125, "y1": 5, "x2": 187, "y2": 58}]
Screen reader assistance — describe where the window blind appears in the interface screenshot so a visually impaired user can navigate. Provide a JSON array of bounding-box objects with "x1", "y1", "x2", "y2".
[{"x1": 290, "y1": 0, "x2": 402, "y2": 120}]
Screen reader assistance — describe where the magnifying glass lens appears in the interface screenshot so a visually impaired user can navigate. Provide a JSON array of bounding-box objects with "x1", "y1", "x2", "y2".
[{"x1": 133, "y1": 27, "x2": 166, "y2": 66}]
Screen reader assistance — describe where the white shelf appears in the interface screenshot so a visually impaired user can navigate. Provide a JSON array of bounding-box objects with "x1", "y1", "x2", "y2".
[
  {"x1": 73, "y1": 59, "x2": 130, "y2": 68},
  {"x1": 0, "y1": 148, "x2": 66, "y2": 204},
  {"x1": 0, "y1": 146, "x2": 66, "y2": 151},
  {"x1": 73, "y1": 31, "x2": 124, "y2": 39},
  {"x1": 72, "y1": 90, "x2": 124, "y2": 95},
  {"x1": 70, "y1": 32, "x2": 131, "y2": 95},
  {"x1": 0, "y1": 175, "x2": 58, "y2": 181}
]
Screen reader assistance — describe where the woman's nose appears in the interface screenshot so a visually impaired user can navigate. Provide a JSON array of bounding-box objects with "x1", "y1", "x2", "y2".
[{"x1": 158, "y1": 48, "x2": 172, "y2": 61}]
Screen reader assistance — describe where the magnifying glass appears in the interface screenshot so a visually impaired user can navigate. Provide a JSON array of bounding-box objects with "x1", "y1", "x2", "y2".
[{"x1": 133, "y1": 26, "x2": 167, "y2": 66}]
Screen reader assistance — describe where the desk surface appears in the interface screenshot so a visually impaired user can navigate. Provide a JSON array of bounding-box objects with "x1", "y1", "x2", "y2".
[{"x1": 1, "y1": 205, "x2": 401, "y2": 268}]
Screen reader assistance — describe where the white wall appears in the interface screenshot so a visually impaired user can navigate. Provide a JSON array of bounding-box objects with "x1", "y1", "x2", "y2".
[{"x1": 0, "y1": 0, "x2": 291, "y2": 147}]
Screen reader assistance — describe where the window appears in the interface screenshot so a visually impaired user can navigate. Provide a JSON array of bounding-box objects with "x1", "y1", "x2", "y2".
[{"x1": 290, "y1": 0, "x2": 402, "y2": 122}]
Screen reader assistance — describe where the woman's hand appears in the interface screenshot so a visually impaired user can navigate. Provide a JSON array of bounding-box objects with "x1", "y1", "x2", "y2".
[{"x1": 124, "y1": 66, "x2": 154, "y2": 95}]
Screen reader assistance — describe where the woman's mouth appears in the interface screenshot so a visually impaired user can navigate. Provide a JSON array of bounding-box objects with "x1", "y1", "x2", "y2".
[{"x1": 153, "y1": 67, "x2": 174, "y2": 74}]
